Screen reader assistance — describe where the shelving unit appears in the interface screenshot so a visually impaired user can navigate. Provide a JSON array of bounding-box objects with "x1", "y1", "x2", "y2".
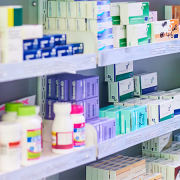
[
  {"x1": 0, "y1": 53, "x2": 96, "y2": 83},
  {"x1": 98, "y1": 116, "x2": 180, "y2": 158},
  {"x1": 98, "y1": 39, "x2": 180, "y2": 66},
  {"x1": 0, "y1": 143, "x2": 96, "y2": 180}
]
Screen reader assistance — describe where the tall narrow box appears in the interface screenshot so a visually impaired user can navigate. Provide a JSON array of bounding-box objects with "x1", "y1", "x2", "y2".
[
  {"x1": 67, "y1": 2, "x2": 77, "y2": 18},
  {"x1": 57, "y1": 1, "x2": 66, "y2": 18},
  {"x1": 76, "y1": 1, "x2": 86, "y2": 18},
  {"x1": 56, "y1": 18, "x2": 66, "y2": 30},
  {"x1": 110, "y1": 3, "x2": 120, "y2": 25},
  {"x1": 165, "y1": 5, "x2": 180, "y2": 23},
  {"x1": 105, "y1": 62, "x2": 133, "y2": 82},
  {"x1": 48, "y1": 1, "x2": 57, "y2": 17},
  {"x1": 120, "y1": 2, "x2": 149, "y2": 25}
]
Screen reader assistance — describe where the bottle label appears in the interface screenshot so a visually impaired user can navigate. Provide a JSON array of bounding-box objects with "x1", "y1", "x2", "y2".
[
  {"x1": 73, "y1": 123, "x2": 85, "y2": 148},
  {"x1": 52, "y1": 131, "x2": 73, "y2": 149},
  {"x1": 27, "y1": 128, "x2": 41, "y2": 160}
]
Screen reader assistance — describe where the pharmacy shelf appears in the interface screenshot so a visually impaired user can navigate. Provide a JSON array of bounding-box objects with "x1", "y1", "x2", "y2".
[
  {"x1": 98, "y1": 115, "x2": 180, "y2": 159},
  {"x1": 0, "y1": 53, "x2": 96, "y2": 83},
  {"x1": 0, "y1": 143, "x2": 96, "y2": 180},
  {"x1": 98, "y1": 39, "x2": 180, "y2": 66}
]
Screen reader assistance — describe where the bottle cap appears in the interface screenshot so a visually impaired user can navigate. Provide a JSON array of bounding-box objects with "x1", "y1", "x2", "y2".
[
  {"x1": 54, "y1": 102, "x2": 71, "y2": 114},
  {"x1": 5, "y1": 102, "x2": 23, "y2": 112},
  {"x1": 70, "y1": 105, "x2": 84, "y2": 114},
  {"x1": 17, "y1": 106, "x2": 36, "y2": 116}
]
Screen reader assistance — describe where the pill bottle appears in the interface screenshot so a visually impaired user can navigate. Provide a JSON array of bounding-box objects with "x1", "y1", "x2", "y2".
[
  {"x1": 15, "y1": 106, "x2": 41, "y2": 166},
  {"x1": 2, "y1": 102, "x2": 23, "y2": 122},
  {"x1": 35, "y1": 106, "x2": 43, "y2": 149},
  {"x1": 0, "y1": 122, "x2": 21, "y2": 172},
  {"x1": 52, "y1": 102, "x2": 74, "y2": 154},
  {"x1": 70, "y1": 105, "x2": 85, "y2": 150}
]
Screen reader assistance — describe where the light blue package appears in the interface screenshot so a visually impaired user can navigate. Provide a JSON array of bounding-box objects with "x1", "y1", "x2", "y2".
[
  {"x1": 98, "y1": 34, "x2": 113, "y2": 51},
  {"x1": 99, "y1": 105, "x2": 116, "y2": 117},
  {"x1": 23, "y1": 49, "x2": 42, "y2": 61}
]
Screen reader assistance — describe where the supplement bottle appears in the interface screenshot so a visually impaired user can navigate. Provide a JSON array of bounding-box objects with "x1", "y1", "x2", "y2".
[
  {"x1": 70, "y1": 105, "x2": 85, "y2": 150},
  {"x1": 35, "y1": 106, "x2": 43, "y2": 149},
  {"x1": 2, "y1": 102, "x2": 23, "y2": 122},
  {"x1": 0, "y1": 122, "x2": 21, "y2": 172},
  {"x1": 52, "y1": 102, "x2": 74, "y2": 154},
  {"x1": 15, "y1": 106, "x2": 41, "y2": 166}
]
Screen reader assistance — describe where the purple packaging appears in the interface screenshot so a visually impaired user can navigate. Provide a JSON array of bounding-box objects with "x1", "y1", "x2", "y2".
[
  {"x1": 84, "y1": 97, "x2": 99, "y2": 120},
  {"x1": 84, "y1": 76, "x2": 99, "y2": 99},
  {"x1": 47, "y1": 75, "x2": 57, "y2": 99},
  {"x1": 45, "y1": 99, "x2": 56, "y2": 120}
]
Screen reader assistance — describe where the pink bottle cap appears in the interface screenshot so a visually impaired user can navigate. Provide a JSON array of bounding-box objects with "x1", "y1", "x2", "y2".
[{"x1": 70, "y1": 105, "x2": 84, "y2": 114}]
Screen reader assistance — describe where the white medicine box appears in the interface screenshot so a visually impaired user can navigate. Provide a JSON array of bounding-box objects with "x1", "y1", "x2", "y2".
[
  {"x1": 46, "y1": 18, "x2": 56, "y2": 30},
  {"x1": 56, "y1": 18, "x2": 66, "y2": 30},
  {"x1": 48, "y1": 1, "x2": 57, "y2": 18},
  {"x1": 67, "y1": 2, "x2": 77, "y2": 18},
  {"x1": 57, "y1": 1, "x2": 66, "y2": 18},
  {"x1": 76, "y1": 1, "x2": 86, "y2": 18}
]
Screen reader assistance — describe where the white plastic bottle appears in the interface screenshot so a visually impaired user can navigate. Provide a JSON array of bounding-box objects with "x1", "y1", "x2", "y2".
[
  {"x1": 15, "y1": 106, "x2": 41, "y2": 166},
  {"x1": 70, "y1": 104, "x2": 85, "y2": 150},
  {"x1": 2, "y1": 102, "x2": 23, "y2": 122},
  {"x1": 35, "y1": 106, "x2": 43, "y2": 149},
  {"x1": 0, "y1": 122, "x2": 21, "y2": 172},
  {"x1": 52, "y1": 102, "x2": 74, "y2": 154}
]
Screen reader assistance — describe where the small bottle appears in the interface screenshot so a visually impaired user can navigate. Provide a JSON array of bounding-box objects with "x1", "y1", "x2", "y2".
[
  {"x1": 0, "y1": 122, "x2": 21, "y2": 172},
  {"x1": 70, "y1": 105, "x2": 85, "y2": 150},
  {"x1": 52, "y1": 102, "x2": 74, "y2": 154},
  {"x1": 2, "y1": 102, "x2": 23, "y2": 122},
  {"x1": 15, "y1": 106, "x2": 41, "y2": 166},
  {"x1": 35, "y1": 106, "x2": 43, "y2": 149}
]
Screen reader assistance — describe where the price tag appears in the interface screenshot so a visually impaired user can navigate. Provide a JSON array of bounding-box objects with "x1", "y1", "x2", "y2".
[
  {"x1": 145, "y1": 128, "x2": 161, "y2": 141},
  {"x1": 125, "y1": 134, "x2": 143, "y2": 147},
  {"x1": 151, "y1": 47, "x2": 166, "y2": 56},
  {"x1": 163, "y1": 120, "x2": 178, "y2": 133}
]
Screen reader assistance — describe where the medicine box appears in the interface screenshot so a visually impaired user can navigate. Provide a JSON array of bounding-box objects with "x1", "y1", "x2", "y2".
[
  {"x1": 42, "y1": 48, "x2": 56, "y2": 58},
  {"x1": 1, "y1": 27, "x2": 23, "y2": 63},
  {"x1": 57, "y1": 1, "x2": 66, "y2": 18},
  {"x1": 166, "y1": 161, "x2": 180, "y2": 180},
  {"x1": 56, "y1": 79, "x2": 69, "y2": 101},
  {"x1": 123, "y1": 98, "x2": 141, "y2": 107},
  {"x1": 47, "y1": 75, "x2": 56, "y2": 99},
  {"x1": 165, "y1": 5, "x2": 180, "y2": 23},
  {"x1": 113, "y1": 25, "x2": 127, "y2": 47},
  {"x1": 110, "y1": 3, "x2": 120, "y2": 25},
  {"x1": 127, "y1": 23, "x2": 151, "y2": 47},
  {"x1": 76, "y1": 1, "x2": 86, "y2": 18},
  {"x1": 48, "y1": 1, "x2": 57, "y2": 17},
  {"x1": 22, "y1": 25, "x2": 43, "y2": 40},
  {"x1": 148, "y1": 99, "x2": 174, "y2": 125},
  {"x1": 45, "y1": 99, "x2": 56, "y2": 120},
  {"x1": 143, "y1": 173, "x2": 161, "y2": 180},
  {"x1": 99, "y1": 105, "x2": 116, "y2": 117},
  {"x1": 151, "y1": 20, "x2": 179, "y2": 43},
  {"x1": 56, "y1": 18, "x2": 66, "y2": 30},
  {"x1": 46, "y1": 18, "x2": 56, "y2": 30},
  {"x1": 0, "y1": 6, "x2": 23, "y2": 28},
  {"x1": 66, "y1": 18, "x2": 76, "y2": 30},
  {"x1": 75, "y1": 19, "x2": 86, "y2": 31},
  {"x1": 98, "y1": 34, "x2": 113, "y2": 51},
  {"x1": 114, "y1": 97, "x2": 140, "y2": 106},
  {"x1": 142, "y1": 140, "x2": 151, "y2": 151},
  {"x1": 70, "y1": 43, "x2": 84, "y2": 54},
  {"x1": 108, "y1": 77, "x2": 134, "y2": 102},
  {"x1": 54, "y1": 34, "x2": 67, "y2": 45},
  {"x1": 23, "y1": 49, "x2": 42, "y2": 61},
  {"x1": 87, "y1": 18, "x2": 112, "y2": 37},
  {"x1": 86, "y1": 1, "x2": 110, "y2": 19},
  {"x1": 120, "y1": 2, "x2": 149, "y2": 25},
  {"x1": 159, "y1": 160, "x2": 173, "y2": 180},
  {"x1": 38, "y1": 35, "x2": 55, "y2": 49},
  {"x1": 67, "y1": 2, "x2": 77, "y2": 18},
  {"x1": 23, "y1": 39, "x2": 39, "y2": 51},
  {"x1": 142, "y1": 150, "x2": 151, "y2": 157},
  {"x1": 149, "y1": 11, "x2": 157, "y2": 22},
  {"x1": 134, "y1": 72, "x2": 158, "y2": 96},
  {"x1": 140, "y1": 91, "x2": 166, "y2": 99},
  {"x1": 151, "y1": 132, "x2": 172, "y2": 152},
  {"x1": 56, "y1": 45, "x2": 73, "y2": 57},
  {"x1": 105, "y1": 61, "x2": 133, "y2": 82},
  {"x1": 163, "y1": 92, "x2": 180, "y2": 115}
]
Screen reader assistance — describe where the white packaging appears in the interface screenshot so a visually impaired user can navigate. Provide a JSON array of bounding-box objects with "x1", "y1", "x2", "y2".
[
  {"x1": 110, "y1": 3, "x2": 120, "y2": 24},
  {"x1": 140, "y1": 91, "x2": 166, "y2": 99},
  {"x1": 166, "y1": 161, "x2": 180, "y2": 180},
  {"x1": 108, "y1": 78, "x2": 134, "y2": 102},
  {"x1": 134, "y1": 72, "x2": 158, "y2": 97},
  {"x1": 70, "y1": 105, "x2": 85, "y2": 150},
  {"x1": 75, "y1": 19, "x2": 86, "y2": 31},
  {"x1": 105, "y1": 61, "x2": 133, "y2": 82},
  {"x1": 113, "y1": 25, "x2": 127, "y2": 48},
  {"x1": 152, "y1": 159, "x2": 167, "y2": 173},
  {"x1": 56, "y1": 18, "x2": 66, "y2": 30},
  {"x1": 2, "y1": 103, "x2": 23, "y2": 122},
  {"x1": 98, "y1": 36, "x2": 113, "y2": 51},
  {"x1": 1, "y1": 27, "x2": 23, "y2": 63},
  {"x1": 76, "y1": 1, "x2": 86, "y2": 18},
  {"x1": 57, "y1": 1, "x2": 66, "y2": 18},
  {"x1": 144, "y1": 173, "x2": 161, "y2": 180},
  {"x1": 52, "y1": 102, "x2": 73, "y2": 154},
  {"x1": 22, "y1": 25, "x2": 43, "y2": 40},
  {"x1": 0, "y1": 122, "x2": 21, "y2": 172},
  {"x1": 146, "y1": 158, "x2": 157, "y2": 173},
  {"x1": 114, "y1": 97, "x2": 139, "y2": 106},
  {"x1": 151, "y1": 152, "x2": 160, "y2": 158},
  {"x1": 46, "y1": 18, "x2": 56, "y2": 30},
  {"x1": 160, "y1": 148, "x2": 173, "y2": 159},
  {"x1": 66, "y1": 18, "x2": 76, "y2": 30},
  {"x1": 67, "y1": 2, "x2": 77, "y2": 18},
  {"x1": 148, "y1": 99, "x2": 174, "y2": 125},
  {"x1": 151, "y1": 132, "x2": 172, "y2": 152},
  {"x1": 15, "y1": 106, "x2": 41, "y2": 166},
  {"x1": 48, "y1": 1, "x2": 57, "y2": 17}
]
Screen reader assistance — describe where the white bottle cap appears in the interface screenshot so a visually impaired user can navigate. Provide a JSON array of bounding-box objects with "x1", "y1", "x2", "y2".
[
  {"x1": 0, "y1": 122, "x2": 21, "y2": 133},
  {"x1": 53, "y1": 102, "x2": 71, "y2": 114},
  {"x1": 35, "y1": 106, "x2": 40, "y2": 115}
]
